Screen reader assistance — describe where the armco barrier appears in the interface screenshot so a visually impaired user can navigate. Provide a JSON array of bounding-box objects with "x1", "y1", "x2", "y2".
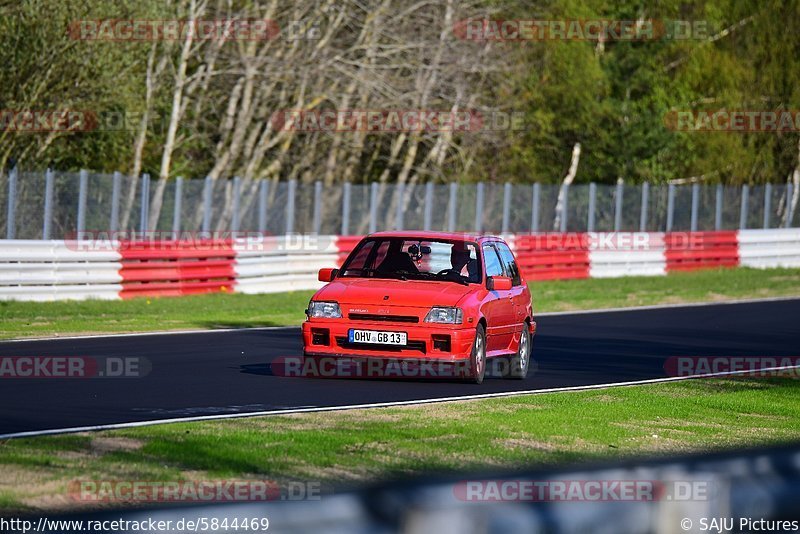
[
  {"x1": 0, "y1": 240, "x2": 122, "y2": 301},
  {"x1": 665, "y1": 231, "x2": 739, "y2": 272},
  {"x1": 233, "y1": 235, "x2": 339, "y2": 294},
  {"x1": 1, "y1": 229, "x2": 799, "y2": 300},
  {"x1": 513, "y1": 233, "x2": 591, "y2": 280},
  {"x1": 118, "y1": 240, "x2": 236, "y2": 298},
  {"x1": 738, "y1": 228, "x2": 800, "y2": 268}
]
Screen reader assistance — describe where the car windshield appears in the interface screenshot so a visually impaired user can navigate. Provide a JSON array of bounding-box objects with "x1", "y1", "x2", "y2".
[{"x1": 340, "y1": 237, "x2": 482, "y2": 284}]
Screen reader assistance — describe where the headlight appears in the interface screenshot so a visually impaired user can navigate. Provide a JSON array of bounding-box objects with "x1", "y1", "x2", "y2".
[
  {"x1": 424, "y1": 307, "x2": 463, "y2": 324},
  {"x1": 307, "y1": 301, "x2": 342, "y2": 318}
]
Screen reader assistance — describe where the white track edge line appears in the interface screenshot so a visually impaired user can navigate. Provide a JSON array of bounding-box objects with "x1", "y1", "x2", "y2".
[
  {"x1": 3, "y1": 295, "x2": 799, "y2": 343},
  {"x1": 2, "y1": 364, "x2": 798, "y2": 440}
]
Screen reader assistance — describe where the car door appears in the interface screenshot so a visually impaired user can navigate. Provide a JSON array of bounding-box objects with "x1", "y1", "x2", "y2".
[
  {"x1": 481, "y1": 243, "x2": 515, "y2": 353},
  {"x1": 495, "y1": 241, "x2": 528, "y2": 338}
]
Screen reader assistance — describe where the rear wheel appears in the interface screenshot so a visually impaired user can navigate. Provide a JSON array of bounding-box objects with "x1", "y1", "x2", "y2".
[
  {"x1": 468, "y1": 324, "x2": 486, "y2": 384},
  {"x1": 504, "y1": 324, "x2": 530, "y2": 379}
]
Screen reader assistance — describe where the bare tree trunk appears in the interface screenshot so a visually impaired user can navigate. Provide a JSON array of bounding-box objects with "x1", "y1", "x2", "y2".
[{"x1": 553, "y1": 142, "x2": 581, "y2": 231}]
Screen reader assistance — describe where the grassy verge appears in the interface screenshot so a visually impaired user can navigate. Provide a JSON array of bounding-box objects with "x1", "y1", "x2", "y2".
[
  {"x1": 0, "y1": 376, "x2": 798, "y2": 513},
  {"x1": 1, "y1": 267, "x2": 800, "y2": 340}
]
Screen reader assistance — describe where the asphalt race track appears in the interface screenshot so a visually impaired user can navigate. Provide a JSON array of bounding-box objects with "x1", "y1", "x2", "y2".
[{"x1": 1, "y1": 298, "x2": 798, "y2": 437}]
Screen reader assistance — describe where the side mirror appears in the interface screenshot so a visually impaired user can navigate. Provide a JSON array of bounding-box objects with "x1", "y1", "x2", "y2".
[
  {"x1": 487, "y1": 275, "x2": 512, "y2": 291},
  {"x1": 318, "y1": 268, "x2": 339, "y2": 282}
]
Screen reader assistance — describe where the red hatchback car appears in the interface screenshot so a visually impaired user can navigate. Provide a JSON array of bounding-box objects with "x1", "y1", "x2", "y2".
[{"x1": 301, "y1": 231, "x2": 536, "y2": 383}]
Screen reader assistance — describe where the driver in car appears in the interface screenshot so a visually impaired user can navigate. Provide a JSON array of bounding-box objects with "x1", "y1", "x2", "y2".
[{"x1": 450, "y1": 242, "x2": 479, "y2": 281}]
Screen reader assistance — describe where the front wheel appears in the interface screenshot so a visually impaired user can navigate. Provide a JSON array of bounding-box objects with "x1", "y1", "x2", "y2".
[
  {"x1": 503, "y1": 324, "x2": 530, "y2": 379},
  {"x1": 467, "y1": 324, "x2": 486, "y2": 384}
]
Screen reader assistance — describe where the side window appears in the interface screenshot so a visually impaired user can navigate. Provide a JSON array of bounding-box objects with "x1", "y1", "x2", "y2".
[
  {"x1": 496, "y1": 242, "x2": 522, "y2": 286},
  {"x1": 482, "y1": 244, "x2": 503, "y2": 277}
]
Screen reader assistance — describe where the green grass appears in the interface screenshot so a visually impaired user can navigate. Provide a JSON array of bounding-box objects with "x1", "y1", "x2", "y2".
[
  {"x1": 1, "y1": 377, "x2": 798, "y2": 512},
  {"x1": 1, "y1": 267, "x2": 800, "y2": 340}
]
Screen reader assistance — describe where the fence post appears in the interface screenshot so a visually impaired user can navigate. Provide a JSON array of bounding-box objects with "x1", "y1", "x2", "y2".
[
  {"x1": 475, "y1": 182, "x2": 484, "y2": 233},
  {"x1": 501, "y1": 182, "x2": 511, "y2": 233},
  {"x1": 715, "y1": 183, "x2": 723, "y2": 230},
  {"x1": 138, "y1": 173, "x2": 150, "y2": 234},
  {"x1": 5, "y1": 166, "x2": 16, "y2": 239},
  {"x1": 448, "y1": 182, "x2": 457, "y2": 232},
  {"x1": 559, "y1": 183, "x2": 569, "y2": 232},
  {"x1": 764, "y1": 183, "x2": 772, "y2": 229},
  {"x1": 531, "y1": 183, "x2": 540, "y2": 232},
  {"x1": 312, "y1": 180, "x2": 322, "y2": 234},
  {"x1": 202, "y1": 175, "x2": 213, "y2": 233},
  {"x1": 690, "y1": 183, "x2": 699, "y2": 232},
  {"x1": 739, "y1": 184, "x2": 749, "y2": 230},
  {"x1": 110, "y1": 171, "x2": 121, "y2": 232},
  {"x1": 172, "y1": 176, "x2": 183, "y2": 235},
  {"x1": 369, "y1": 182, "x2": 378, "y2": 234},
  {"x1": 395, "y1": 182, "x2": 405, "y2": 230},
  {"x1": 231, "y1": 176, "x2": 241, "y2": 232},
  {"x1": 285, "y1": 179, "x2": 296, "y2": 234},
  {"x1": 341, "y1": 182, "x2": 351, "y2": 235},
  {"x1": 614, "y1": 181, "x2": 623, "y2": 231},
  {"x1": 587, "y1": 182, "x2": 596, "y2": 232},
  {"x1": 258, "y1": 180, "x2": 268, "y2": 234},
  {"x1": 666, "y1": 184, "x2": 675, "y2": 232},
  {"x1": 77, "y1": 169, "x2": 88, "y2": 237},
  {"x1": 786, "y1": 183, "x2": 795, "y2": 228},
  {"x1": 639, "y1": 182, "x2": 649, "y2": 232},
  {"x1": 43, "y1": 169, "x2": 54, "y2": 239},
  {"x1": 423, "y1": 182, "x2": 433, "y2": 230}
]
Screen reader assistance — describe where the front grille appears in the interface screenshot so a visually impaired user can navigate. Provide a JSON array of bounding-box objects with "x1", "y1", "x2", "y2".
[
  {"x1": 348, "y1": 313, "x2": 419, "y2": 323},
  {"x1": 335, "y1": 337, "x2": 426, "y2": 354}
]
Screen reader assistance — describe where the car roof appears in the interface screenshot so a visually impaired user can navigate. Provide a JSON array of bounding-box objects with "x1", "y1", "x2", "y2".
[{"x1": 366, "y1": 230, "x2": 505, "y2": 244}]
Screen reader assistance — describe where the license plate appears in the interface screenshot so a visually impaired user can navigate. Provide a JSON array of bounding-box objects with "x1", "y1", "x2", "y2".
[{"x1": 348, "y1": 329, "x2": 407, "y2": 346}]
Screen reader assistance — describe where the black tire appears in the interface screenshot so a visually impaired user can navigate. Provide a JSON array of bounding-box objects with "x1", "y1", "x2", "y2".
[
  {"x1": 468, "y1": 324, "x2": 487, "y2": 384},
  {"x1": 503, "y1": 324, "x2": 530, "y2": 379}
]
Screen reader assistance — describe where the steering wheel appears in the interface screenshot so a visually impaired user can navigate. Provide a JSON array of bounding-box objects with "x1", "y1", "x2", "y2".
[{"x1": 437, "y1": 268, "x2": 460, "y2": 276}]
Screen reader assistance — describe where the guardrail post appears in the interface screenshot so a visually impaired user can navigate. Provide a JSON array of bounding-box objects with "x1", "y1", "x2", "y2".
[
  {"x1": 559, "y1": 183, "x2": 569, "y2": 232},
  {"x1": 285, "y1": 179, "x2": 296, "y2": 234},
  {"x1": 614, "y1": 181, "x2": 623, "y2": 231},
  {"x1": 531, "y1": 183, "x2": 540, "y2": 232},
  {"x1": 369, "y1": 182, "x2": 378, "y2": 233},
  {"x1": 172, "y1": 176, "x2": 183, "y2": 235},
  {"x1": 447, "y1": 182, "x2": 457, "y2": 232},
  {"x1": 639, "y1": 182, "x2": 649, "y2": 232},
  {"x1": 258, "y1": 179, "x2": 268, "y2": 234},
  {"x1": 341, "y1": 181, "x2": 351, "y2": 235},
  {"x1": 312, "y1": 180, "x2": 322, "y2": 234},
  {"x1": 715, "y1": 183, "x2": 723, "y2": 230},
  {"x1": 202, "y1": 175, "x2": 213, "y2": 233},
  {"x1": 139, "y1": 173, "x2": 150, "y2": 234},
  {"x1": 666, "y1": 184, "x2": 675, "y2": 231},
  {"x1": 764, "y1": 183, "x2": 772, "y2": 228},
  {"x1": 501, "y1": 182, "x2": 511, "y2": 233},
  {"x1": 786, "y1": 183, "x2": 794, "y2": 228},
  {"x1": 110, "y1": 171, "x2": 121, "y2": 232},
  {"x1": 739, "y1": 184, "x2": 749, "y2": 229},
  {"x1": 475, "y1": 182, "x2": 484, "y2": 233},
  {"x1": 77, "y1": 169, "x2": 88, "y2": 236},
  {"x1": 690, "y1": 183, "x2": 699, "y2": 231},
  {"x1": 43, "y1": 168, "x2": 54, "y2": 239},
  {"x1": 587, "y1": 182, "x2": 596, "y2": 232},
  {"x1": 231, "y1": 176, "x2": 241, "y2": 232},
  {"x1": 395, "y1": 181, "x2": 405, "y2": 230},
  {"x1": 423, "y1": 182, "x2": 433, "y2": 231}
]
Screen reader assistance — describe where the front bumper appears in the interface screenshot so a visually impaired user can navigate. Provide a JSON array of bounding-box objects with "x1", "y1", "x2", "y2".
[{"x1": 302, "y1": 320, "x2": 476, "y2": 361}]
